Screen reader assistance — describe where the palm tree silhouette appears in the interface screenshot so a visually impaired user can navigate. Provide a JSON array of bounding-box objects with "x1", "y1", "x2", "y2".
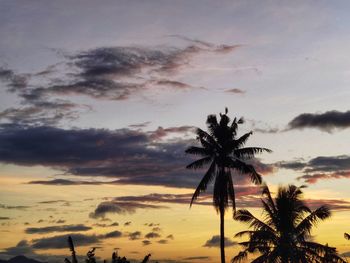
[
  {"x1": 186, "y1": 108, "x2": 271, "y2": 263},
  {"x1": 232, "y1": 184, "x2": 346, "y2": 263}
]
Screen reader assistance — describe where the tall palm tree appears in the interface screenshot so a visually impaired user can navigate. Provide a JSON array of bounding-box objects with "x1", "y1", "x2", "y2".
[
  {"x1": 186, "y1": 108, "x2": 271, "y2": 263},
  {"x1": 232, "y1": 184, "x2": 346, "y2": 263}
]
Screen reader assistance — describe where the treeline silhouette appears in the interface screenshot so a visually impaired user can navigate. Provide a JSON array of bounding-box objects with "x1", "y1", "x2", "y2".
[{"x1": 64, "y1": 236, "x2": 154, "y2": 263}]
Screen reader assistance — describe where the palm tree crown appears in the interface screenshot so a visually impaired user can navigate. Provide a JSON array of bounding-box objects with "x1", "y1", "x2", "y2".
[
  {"x1": 186, "y1": 108, "x2": 271, "y2": 263},
  {"x1": 232, "y1": 184, "x2": 345, "y2": 263},
  {"x1": 186, "y1": 108, "x2": 271, "y2": 212}
]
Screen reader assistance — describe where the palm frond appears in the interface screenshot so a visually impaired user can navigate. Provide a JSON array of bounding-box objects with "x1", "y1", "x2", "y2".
[
  {"x1": 186, "y1": 156, "x2": 212, "y2": 169},
  {"x1": 231, "y1": 250, "x2": 248, "y2": 263},
  {"x1": 234, "y1": 147, "x2": 272, "y2": 159},
  {"x1": 296, "y1": 206, "x2": 331, "y2": 236},
  {"x1": 190, "y1": 160, "x2": 216, "y2": 206},
  {"x1": 185, "y1": 146, "x2": 212, "y2": 156},
  {"x1": 234, "y1": 132, "x2": 253, "y2": 148},
  {"x1": 229, "y1": 159, "x2": 262, "y2": 185}
]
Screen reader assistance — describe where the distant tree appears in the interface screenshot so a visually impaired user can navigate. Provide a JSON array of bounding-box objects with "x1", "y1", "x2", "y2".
[
  {"x1": 186, "y1": 108, "x2": 271, "y2": 263},
  {"x1": 64, "y1": 236, "x2": 152, "y2": 263},
  {"x1": 232, "y1": 185, "x2": 346, "y2": 263}
]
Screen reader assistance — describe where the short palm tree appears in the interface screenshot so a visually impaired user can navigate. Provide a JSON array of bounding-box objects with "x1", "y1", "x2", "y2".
[
  {"x1": 232, "y1": 184, "x2": 346, "y2": 263},
  {"x1": 186, "y1": 108, "x2": 271, "y2": 263}
]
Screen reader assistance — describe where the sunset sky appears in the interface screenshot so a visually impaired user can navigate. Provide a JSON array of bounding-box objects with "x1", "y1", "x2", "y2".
[{"x1": 1, "y1": 1, "x2": 350, "y2": 262}]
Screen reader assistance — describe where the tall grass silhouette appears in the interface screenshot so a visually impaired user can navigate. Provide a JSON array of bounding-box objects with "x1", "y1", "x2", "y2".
[{"x1": 64, "y1": 236, "x2": 152, "y2": 263}]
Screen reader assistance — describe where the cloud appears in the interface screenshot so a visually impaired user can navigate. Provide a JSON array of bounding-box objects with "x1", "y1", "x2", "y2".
[
  {"x1": 31, "y1": 234, "x2": 100, "y2": 249},
  {"x1": 128, "y1": 231, "x2": 142, "y2": 240},
  {"x1": 0, "y1": 39, "x2": 238, "y2": 126},
  {"x1": 104, "y1": 230, "x2": 122, "y2": 238},
  {"x1": 145, "y1": 232, "x2": 161, "y2": 239},
  {"x1": 0, "y1": 67, "x2": 29, "y2": 91},
  {"x1": 89, "y1": 201, "x2": 167, "y2": 218},
  {"x1": 2, "y1": 124, "x2": 272, "y2": 191},
  {"x1": 29, "y1": 179, "x2": 105, "y2": 185},
  {"x1": 90, "y1": 190, "x2": 267, "y2": 218},
  {"x1": 0, "y1": 203, "x2": 31, "y2": 210},
  {"x1": 128, "y1": 121, "x2": 151, "y2": 129},
  {"x1": 0, "y1": 125, "x2": 197, "y2": 188},
  {"x1": 157, "y1": 239, "x2": 168, "y2": 244},
  {"x1": 0, "y1": 100, "x2": 81, "y2": 126},
  {"x1": 166, "y1": 234, "x2": 174, "y2": 240},
  {"x1": 203, "y1": 235, "x2": 236, "y2": 248},
  {"x1": 0, "y1": 240, "x2": 34, "y2": 256},
  {"x1": 142, "y1": 240, "x2": 151, "y2": 246},
  {"x1": 288, "y1": 110, "x2": 350, "y2": 132},
  {"x1": 278, "y1": 155, "x2": 350, "y2": 184},
  {"x1": 149, "y1": 126, "x2": 195, "y2": 140},
  {"x1": 0, "y1": 217, "x2": 10, "y2": 220},
  {"x1": 304, "y1": 199, "x2": 350, "y2": 211},
  {"x1": 25, "y1": 224, "x2": 92, "y2": 234},
  {"x1": 224, "y1": 88, "x2": 245, "y2": 94}
]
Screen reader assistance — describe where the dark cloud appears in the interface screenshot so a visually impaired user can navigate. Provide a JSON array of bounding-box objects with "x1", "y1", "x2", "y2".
[
  {"x1": 288, "y1": 110, "x2": 350, "y2": 132},
  {"x1": 157, "y1": 239, "x2": 168, "y2": 244},
  {"x1": 128, "y1": 121, "x2": 151, "y2": 129},
  {"x1": 25, "y1": 224, "x2": 92, "y2": 234},
  {"x1": 1, "y1": 39, "x2": 238, "y2": 126},
  {"x1": 166, "y1": 234, "x2": 174, "y2": 240},
  {"x1": 38, "y1": 200, "x2": 68, "y2": 204},
  {"x1": 142, "y1": 240, "x2": 151, "y2": 246},
  {"x1": 276, "y1": 160, "x2": 306, "y2": 170},
  {"x1": 31, "y1": 234, "x2": 100, "y2": 249},
  {"x1": 124, "y1": 221, "x2": 132, "y2": 226},
  {"x1": 0, "y1": 203, "x2": 30, "y2": 210},
  {"x1": 0, "y1": 101, "x2": 81, "y2": 126},
  {"x1": 89, "y1": 201, "x2": 167, "y2": 218},
  {"x1": 104, "y1": 230, "x2": 122, "y2": 238},
  {"x1": 29, "y1": 179, "x2": 105, "y2": 185},
  {"x1": 0, "y1": 125, "x2": 194, "y2": 189},
  {"x1": 202, "y1": 235, "x2": 236, "y2": 248},
  {"x1": 145, "y1": 232, "x2": 161, "y2": 239},
  {"x1": 128, "y1": 231, "x2": 142, "y2": 240},
  {"x1": 90, "y1": 190, "x2": 266, "y2": 218},
  {"x1": 1, "y1": 124, "x2": 272, "y2": 191},
  {"x1": 154, "y1": 79, "x2": 192, "y2": 90},
  {"x1": 0, "y1": 217, "x2": 10, "y2": 220},
  {"x1": 152, "y1": 227, "x2": 161, "y2": 232},
  {"x1": 224, "y1": 88, "x2": 245, "y2": 94},
  {"x1": 278, "y1": 155, "x2": 350, "y2": 184},
  {"x1": 0, "y1": 67, "x2": 29, "y2": 91},
  {"x1": 0, "y1": 240, "x2": 33, "y2": 256}
]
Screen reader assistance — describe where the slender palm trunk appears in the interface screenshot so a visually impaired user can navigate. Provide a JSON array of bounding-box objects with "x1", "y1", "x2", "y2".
[{"x1": 220, "y1": 206, "x2": 226, "y2": 263}]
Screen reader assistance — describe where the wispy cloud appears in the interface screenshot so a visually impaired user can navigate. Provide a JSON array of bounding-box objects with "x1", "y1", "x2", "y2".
[
  {"x1": 277, "y1": 155, "x2": 350, "y2": 184},
  {"x1": 0, "y1": 39, "x2": 238, "y2": 126},
  {"x1": 25, "y1": 224, "x2": 91, "y2": 234}
]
